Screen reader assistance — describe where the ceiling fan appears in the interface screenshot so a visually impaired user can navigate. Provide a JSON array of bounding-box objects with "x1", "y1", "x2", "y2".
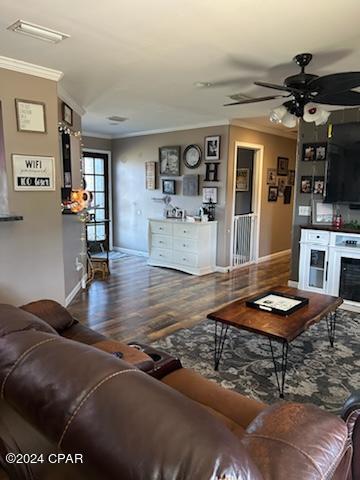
[{"x1": 224, "y1": 53, "x2": 360, "y2": 127}]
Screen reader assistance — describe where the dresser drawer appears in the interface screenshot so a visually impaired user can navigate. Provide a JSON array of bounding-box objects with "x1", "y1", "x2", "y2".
[
  {"x1": 173, "y1": 223, "x2": 199, "y2": 238},
  {"x1": 151, "y1": 248, "x2": 172, "y2": 262},
  {"x1": 305, "y1": 230, "x2": 330, "y2": 245},
  {"x1": 173, "y1": 237, "x2": 198, "y2": 252},
  {"x1": 150, "y1": 221, "x2": 173, "y2": 236},
  {"x1": 151, "y1": 234, "x2": 172, "y2": 249},
  {"x1": 176, "y1": 252, "x2": 198, "y2": 267}
]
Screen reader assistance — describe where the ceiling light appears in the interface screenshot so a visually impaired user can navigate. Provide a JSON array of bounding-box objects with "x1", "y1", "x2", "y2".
[
  {"x1": 7, "y1": 20, "x2": 69, "y2": 43},
  {"x1": 303, "y1": 103, "x2": 330, "y2": 126},
  {"x1": 193, "y1": 81, "x2": 212, "y2": 88},
  {"x1": 269, "y1": 105, "x2": 288, "y2": 124},
  {"x1": 281, "y1": 112, "x2": 297, "y2": 128}
]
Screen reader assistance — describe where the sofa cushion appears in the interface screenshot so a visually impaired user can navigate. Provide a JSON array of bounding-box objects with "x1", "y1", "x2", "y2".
[
  {"x1": 0, "y1": 304, "x2": 57, "y2": 337},
  {"x1": 21, "y1": 300, "x2": 76, "y2": 333}
]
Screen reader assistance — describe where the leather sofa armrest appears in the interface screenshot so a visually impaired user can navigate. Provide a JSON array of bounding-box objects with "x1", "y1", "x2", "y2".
[
  {"x1": 242, "y1": 403, "x2": 349, "y2": 480},
  {"x1": 342, "y1": 390, "x2": 360, "y2": 480}
]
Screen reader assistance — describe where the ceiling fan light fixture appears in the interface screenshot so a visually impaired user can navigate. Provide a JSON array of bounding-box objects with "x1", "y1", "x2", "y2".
[
  {"x1": 303, "y1": 103, "x2": 330, "y2": 125},
  {"x1": 269, "y1": 105, "x2": 287, "y2": 124},
  {"x1": 281, "y1": 112, "x2": 297, "y2": 128}
]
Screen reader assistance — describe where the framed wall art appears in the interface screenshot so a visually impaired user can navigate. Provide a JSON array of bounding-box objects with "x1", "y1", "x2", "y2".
[
  {"x1": 183, "y1": 174, "x2": 199, "y2": 196},
  {"x1": 284, "y1": 186, "x2": 292, "y2": 204},
  {"x1": 12, "y1": 154, "x2": 55, "y2": 191},
  {"x1": 205, "y1": 135, "x2": 220, "y2": 161},
  {"x1": 278, "y1": 177, "x2": 286, "y2": 197},
  {"x1": 159, "y1": 146, "x2": 181, "y2": 176},
  {"x1": 145, "y1": 161, "x2": 156, "y2": 190},
  {"x1": 300, "y1": 176, "x2": 313, "y2": 193},
  {"x1": 162, "y1": 179, "x2": 176, "y2": 195},
  {"x1": 312, "y1": 200, "x2": 333, "y2": 225},
  {"x1": 236, "y1": 168, "x2": 249, "y2": 192},
  {"x1": 15, "y1": 99, "x2": 46, "y2": 133},
  {"x1": 302, "y1": 143, "x2": 327, "y2": 161},
  {"x1": 268, "y1": 186, "x2": 278, "y2": 202},
  {"x1": 277, "y1": 156, "x2": 289, "y2": 176},
  {"x1": 62, "y1": 103, "x2": 73, "y2": 126},
  {"x1": 267, "y1": 168, "x2": 277, "y2": 185},
  {"x1": 202, "y1": 187, "x2": 218, "y2": 204},
  {"x1": 288, "y1": 169, "x2": 295, "y2": 186},
  {"x1": 313, "y1": 176, "x2": 325, "y2": 195},
  {"x1": 183, "y1": 144, "x2": 202, "y2": 169}
]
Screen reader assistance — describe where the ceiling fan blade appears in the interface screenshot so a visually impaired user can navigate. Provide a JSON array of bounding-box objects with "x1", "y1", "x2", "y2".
[
  {"x1": 314, "y1": 90, "x2": 360, "y2": 106},
  {"x1": 309, "y1": 72, "x2": 360, "y2": 94},
  {"x1": 254, "y1": 81, "x2": 294, "y2": 92},
  {"x1": 224, "y1": 94, "x2": 288, "y2": 106}
]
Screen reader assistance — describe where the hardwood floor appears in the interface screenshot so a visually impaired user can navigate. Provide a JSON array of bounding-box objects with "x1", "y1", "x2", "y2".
[{"x1": 69, "y1": 254, "x2": 291, "y2": 344}]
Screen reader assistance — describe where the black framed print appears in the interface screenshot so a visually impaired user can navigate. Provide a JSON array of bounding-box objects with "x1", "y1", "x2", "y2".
[
  {"x1": 62, "y1": 103, "x2": 73, "y2": 126},
  {"x1": 313, "y1": 176, "x2": 325, "y2": 195},
  {"x1": 302, "y1": 143, "x2": 327, "y2": 161},
  {"x1": 300, "y1": 176, "x2": 313, "y2": 193},
  {"x1": 268, "y1": 186, "x2": 278, "y2": 202},
  {"x1": 277, "y1": 156, "x2": 289, "y2": 176},
  {"x1": 162, "y1": 179, "x2": 176, "y2": 195},
  {"x1": 159, "y1": 146, "x2": 181, "y2": 176},
  {"x1": 205, "y1": 136, "x2": 220, "y2": 161}
]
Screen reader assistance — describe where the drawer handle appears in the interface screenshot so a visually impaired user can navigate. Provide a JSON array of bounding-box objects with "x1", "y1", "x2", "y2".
[
  {"x1": 159, "y1": 254, "x2": 163, "y2": 257},
  {"x1": 159, "y1": 241, "x2": 164, "y2": 244},
  {"x1": 182, "y1": 257, "x2": 187, "y2": 261},
  {"x1": 183, "y1": 244, "x2": 187, "y2": 247},
  {"x1": 316, "y1": 235, "x2": 320, "y2": 239},
  {"x1": 159, "y1": 227, "x2": 163, "y2": 231},
  {"x1": 183, "y1": 230, "x2": 187, "y2": 233}
]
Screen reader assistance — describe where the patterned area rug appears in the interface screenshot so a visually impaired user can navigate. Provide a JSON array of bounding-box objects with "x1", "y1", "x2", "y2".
[{"x1": 152, "y1": 309, "x2": 360, "y2": 413}]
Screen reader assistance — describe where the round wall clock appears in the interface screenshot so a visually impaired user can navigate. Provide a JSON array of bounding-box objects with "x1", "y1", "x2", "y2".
[{"x1": 183, "y1": 144, "x2": 202, "y2": 169}]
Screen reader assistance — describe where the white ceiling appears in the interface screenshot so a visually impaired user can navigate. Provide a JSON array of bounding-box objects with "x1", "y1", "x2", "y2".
[{"x1": 1, "y1": 0, "x2": 360, "y2": 137}]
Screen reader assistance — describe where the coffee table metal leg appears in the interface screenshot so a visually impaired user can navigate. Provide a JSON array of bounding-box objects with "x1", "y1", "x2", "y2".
[
  {"x1": 268, "y1": 339, "x2": 289, "y2": 399},
  {"x1": 326, "y1": 310, "x2": 337, "y2": 347},
  {"x1": 214, "y1": 321, "x2": 229, "y2": 371}
]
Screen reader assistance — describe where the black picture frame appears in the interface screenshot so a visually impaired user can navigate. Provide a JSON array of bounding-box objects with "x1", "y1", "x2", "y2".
[
  {"x1": 300, "y1": 176, "x2": 313, "y2": 193},
  {"x1": 162, "y1": 179, "x2": 176, "y2": 195},
  {"x1": 159, "y1": 146, "x2": 181, "y2": 176},
  {"x1": 302, "y1": 142, "x2": 327, "y2": 161},
  {"x1": 246, "y1": 290, "x2": 309, "y2": 316},
  {"x1": 284, "y1": 186, "x2": 292, "y2": 204},
  {"x1": 62, "y1": 103, "x2": 73, "y2": 126},
  {"x1": 277, "y1": 156, "x2": 289, "y2": 176},
  {"x1": 268, "y1": 186, "x2": 278, "y2": 202},
  {"x1": 183, "y1": 144, "x2": 202, "y2": 169},
  {"x1": 313, "y1": 176, "x2": 325, "y2": 195},
  {"x1": 205, "y1": 135, "x2": 220, "y2": 161}
]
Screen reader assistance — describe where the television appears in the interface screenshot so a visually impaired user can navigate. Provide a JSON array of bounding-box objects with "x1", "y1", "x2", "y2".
[{"x1": 325, "y1": 122, "x2": 360, "y2": 204}]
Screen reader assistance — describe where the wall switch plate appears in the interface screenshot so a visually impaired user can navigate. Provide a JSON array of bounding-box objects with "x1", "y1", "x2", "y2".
[{"x1": 299, "y1": 206, "x2": 311, "y2": 216}]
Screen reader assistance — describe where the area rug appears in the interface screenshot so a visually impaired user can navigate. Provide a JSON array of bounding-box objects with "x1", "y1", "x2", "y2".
[{"x1": 152, "y1": 309, "x2": 360, "y2": 413}]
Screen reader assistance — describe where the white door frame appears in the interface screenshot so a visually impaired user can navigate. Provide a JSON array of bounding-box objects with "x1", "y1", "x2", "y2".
[
  {"x1": 230, "y1": 141, "x2": 264, "y2": 267},
  {"x1": 82, "y1": 148, "x2": 113, "y2": 250}
]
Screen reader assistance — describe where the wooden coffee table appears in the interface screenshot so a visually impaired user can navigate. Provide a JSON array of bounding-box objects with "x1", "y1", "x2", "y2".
[{"x1": 207, "y1": 286, "x2": 343, "y2": 398}]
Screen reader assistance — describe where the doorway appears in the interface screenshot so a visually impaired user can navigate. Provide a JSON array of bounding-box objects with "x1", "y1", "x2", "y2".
[{"x1": 231, "y1": 142, "x2": 263, "y2": 268}]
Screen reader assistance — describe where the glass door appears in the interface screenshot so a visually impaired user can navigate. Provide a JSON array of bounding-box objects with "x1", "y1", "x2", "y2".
[{"x1": 306, "y1": 246, "x2": 328, "y2": 292}]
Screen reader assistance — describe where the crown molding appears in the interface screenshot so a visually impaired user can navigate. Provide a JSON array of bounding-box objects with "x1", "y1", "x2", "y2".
[
  {"x1": 57, "y1": 84, "x2": 86, "y2": 116},
  {"x1": 113, "y1": 119, "x2": 230, "y2": 139},
  {"x1": 230, "y1": 119, "x2": 297, "y2": 140},
  {"x1": 82, "y1": 131, "x2": 112, "y2": 139},
  {"x1": 0, "y1": 55, "x2": 63, "y2": 81}
]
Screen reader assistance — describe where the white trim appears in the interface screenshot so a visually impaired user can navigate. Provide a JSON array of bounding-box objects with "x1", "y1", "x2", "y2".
[
  {"x1": 83, "y1": 148, "x2": 113, "y2": 250},
  {"x1": 82, "y1": 131, "x2": 112, "y2": 139},
  {"x1": 230, "y1": 142, "x2": 264, "y2": 268},
  {"x1": 0, "y1": 55, "x2": 63, "y2": 81},
  {"x1": 113, "y1": 246, "x2": 148, "y2": 257},
  {"x1": 257, "y1": 249, "x2": 291, "y2": 264},
  {"x1": 230, "y1": 119, "x2": 297, "y2": 140},
  {"x1": 340, "y1": 300, "x2": 360, "y2": 314},
  {"x1": 215, "y1": 265, "x2": 232, "y2": 273},
  {"x1": 288, "y1": 280, "x2": 299, "y2": 288},
  {"x1": 113, "y1": 120, "x2": 230, "y2": 139},
  {"x1": 65, "y1": 274, "x2": 87, "y2": 307},
  {"x1": 58, "y1": 85, "x2": 86, "y2": 116}
]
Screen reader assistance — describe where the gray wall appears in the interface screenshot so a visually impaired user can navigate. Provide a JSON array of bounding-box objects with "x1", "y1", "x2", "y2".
[
  {"x1": 83, "y1": 136, "x2": 112, "y2": 152},
  {"x1": 0, "y1": 68, "x2": 66, "y2": 305},
  {"x1": 290, "y1": 108, "x2": 360, "y2": 281},
  {"x1": 112, "y1": 125, "x2": 229, "y2": 266}
]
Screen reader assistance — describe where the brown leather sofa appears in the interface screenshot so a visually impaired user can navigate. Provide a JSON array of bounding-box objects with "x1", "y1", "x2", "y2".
[{"x1": 0, "y1": 300, "x2": 358, "y2": 480}]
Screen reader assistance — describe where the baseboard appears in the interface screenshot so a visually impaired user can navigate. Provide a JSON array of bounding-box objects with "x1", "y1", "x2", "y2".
[
  {"x1": 256, "y1": 249, "x2": 291, "y2": 264},
  {"x1": 287, "y1": 280, "x2": 299, "y2": 288},
  {"x1": 215, "y1": 265, "x2": 232, "y2": 273},
  {"x1": 113, "y1": 246, "x2": 149, "y2": 257},
  {"x1": 65, "y1": 274, "x2": 87, "y2": 307},
  {"x1": 340, "y1": 300, "x2": 360, "y2": 313}
]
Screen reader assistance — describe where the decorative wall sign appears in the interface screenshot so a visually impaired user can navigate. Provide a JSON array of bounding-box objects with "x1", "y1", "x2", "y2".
[
  {"x1": 205, "y1": 136, "x2": 220, "y2": 161},
  {"x1": 277, "y1": 156, "x2": 289, "y2": 176},
  {"x1": 268, "y1": 186, "x2": 278, "y2": 202},
  {"x1": 162, "y1": 179, "x2": 176, "y2": 195},
  {"x1": 183, "y1": 175, "x2": 199, "y2": 196},
  {"x1": 145, "y1": 161, "x2": 156, "y2": 190},
  {"x1": 12, "y1": 154, "x2": 55, "y2": 191},
  {"x1": 15, "y1": 99, "x2": 46, "y2": 133},
  {"x1": 159, "y1": 146, "x2": 181, "y2": 176},
  {"x1": 300, "y1": 176, "x2": 313, "y2": 193},
  {"x1": 183, "y1": 144, "x2": 202, "y2": 169},
  {"x1": 302, "y1": 143, "x2": 327, "y2": 161},
  {"x1": 236, "y1": 168, "x2": 249, "y2": 192},
  {"x1": 284, "y1": 186, "x2": 292, "y2": 204},
  {"x1": 202, "y1": 187, "x2": 218, "y2": 204},
  {"x1": 204, "y1": 162, "x2": 219, "y2": 182},
  {"x1": 62, "y1": 103, "x2": 73, "y2": 126},
  {"x1": 267, "y1": 168, "x2": 277, "y2": 185}
]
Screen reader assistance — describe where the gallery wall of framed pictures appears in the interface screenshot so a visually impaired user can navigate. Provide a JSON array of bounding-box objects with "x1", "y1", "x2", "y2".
[{"x1": 266, "y1": 157, "x2": 294, "y2": 204}]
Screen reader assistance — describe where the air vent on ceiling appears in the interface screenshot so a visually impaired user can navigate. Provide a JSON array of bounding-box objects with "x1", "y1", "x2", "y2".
[
  {"x1": 7, "y1": 20, "x2": 69, "y2": 43},
  {"x1": 107, "y1": 116, "x2": 128, "y2": 123}
]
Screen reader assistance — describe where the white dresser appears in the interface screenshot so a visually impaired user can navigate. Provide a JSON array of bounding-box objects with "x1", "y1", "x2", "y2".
[{"x1": 147, "y1": 218, "x2": 217, "y2": 275}]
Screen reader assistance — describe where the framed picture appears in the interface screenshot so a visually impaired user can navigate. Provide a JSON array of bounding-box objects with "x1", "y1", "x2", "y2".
[
  {"x1": 277, "y1": 156, "x2": 289, "y2": 176},
  {"x1": 312, "y1": 200, "x2": 333, "y2": 225},
  {"x1": 12, "y1": 154, "x2": 55, "y2": 191},
  {"x1": 288, "y1": 169, "x2": 295, "y2": 186},
  {"x1": 268, "y1": 186, "x2": 278, "y2": 202},
  {"x1": 236, "y1": 168, "x2": 249, "y2": 191},
  {"x1": 183, "y1": 174, "x2": 199, "y2": 196},
  {"x1": 205, "y1": 135, "x2": 220, "y2": 161},
  {"x1": 284, "y1": 186, "x2": 292, "y2": 204},
  {"x1": 62, "y1": 103, "x2": 73, "y2": 126},
  {"x1": 302, "y1": 143, "x2": 327, "y2": 161},
  {"x1": 145, "y1": 161, "x2": 156, "y2": 190},
  {"x1": 278, "y1": 177, "x2": 286, "y2": 197},
  {"x1": 183, "y1": 144, "x2": 202, "y2": 169},
  {"x1": 159, "y1": 146, "x2": 181, "y2": 176},
  {"x1": 15, "y1": 99, "x2": 46, "y2": 133},
  {"x1": 162, "y1": 179, "x2": 176, "y2": 195},
  {"x1": 202, "y1": 187, "x2": 218, "y2": 204},
  {"x1": 313, "y1": 176, "x2": 325, "y2": 195},
  {"x1": 300, "y1": 176, "x2": 313, "y2": 193},
  {"x1": 267, "y1": 168, "x2": 277, "y2": 185}
]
